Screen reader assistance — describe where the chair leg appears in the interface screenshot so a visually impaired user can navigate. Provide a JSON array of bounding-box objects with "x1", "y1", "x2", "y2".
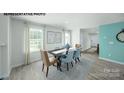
[
  {"x1": 42, "y1": 63, "x2": 44, "y2": 71},
  {"x1": 71, "y1": 62, "x2": 73, "y2": 67},
  {"x1": 57, "y1": 61, "x2": 60, "y2": 69},
  {"x1": 77, "y1": 58, "x2": 80, "y2": 62},
  {"x1": 57, "y1": 62, "x2": 59, "y2": 70},
  {"x1": 67, "y1": 63, "x2": 69, "y2": 71},
  {"x1": 46, "y1": 67, "x2": 49, "y2": 77},
  {"x1": 75, "y1": 59, "x2": 78, "y2": 64},
  {"x1": 57, "y1": 61, "x2": 62, "y2": 72}
]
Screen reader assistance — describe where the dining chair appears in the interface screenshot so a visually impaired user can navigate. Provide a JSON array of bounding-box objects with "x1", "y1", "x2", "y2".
[
  {"x1": 75, "y1": 44, "x2": 81, "y2": 48},
  {"x1": 63, "y1": 43, "x2": 71, "y2": 54},
  {"x1": 64, "y1": 43, "x2": 71, "y2": 49},
  {"x1": 40, "y1": 50, "x2": 58, "y2": 77},
  {"x1": 60, "y1": 50, "x2": 74, "y2": 71},
  {"x1": 73, "y1": 48, "x2": 81, "y2": 63}
]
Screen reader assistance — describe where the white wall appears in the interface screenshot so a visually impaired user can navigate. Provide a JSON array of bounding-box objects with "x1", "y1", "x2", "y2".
[{"x1": 0, "y1": 15, "x2": 10, "y2": 78}]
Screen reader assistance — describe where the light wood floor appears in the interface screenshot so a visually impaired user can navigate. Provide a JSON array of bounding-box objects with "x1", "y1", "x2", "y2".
[
  {"x1": 9, "y1": 49, "x2": 124, "y2": 80},
  {"x1": 83, "y1": 52, "x2": 124, "y2": 80}
]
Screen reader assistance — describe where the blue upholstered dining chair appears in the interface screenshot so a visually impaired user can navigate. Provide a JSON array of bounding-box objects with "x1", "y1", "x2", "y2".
[
  {"x1": 64, "y1": 43, "x2": 70, "y2": 49},
  {"x1": 73, "y1": 48, "x2": 81, "y2": 63},
  {"x1": 60, "y1": 50, "x2": 74, "y2": 71},
  {"x1": 62, "y1": 43, "x2": 71, "y2": 54}
]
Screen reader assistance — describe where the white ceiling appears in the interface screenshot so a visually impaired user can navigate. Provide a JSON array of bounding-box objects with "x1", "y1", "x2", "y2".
[{"x1": 13, "y1": 13, "x2": 124, "y2": 30}]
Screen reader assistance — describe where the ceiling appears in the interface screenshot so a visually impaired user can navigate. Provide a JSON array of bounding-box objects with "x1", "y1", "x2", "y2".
[{"x1": 13, "y1": 13, "x2": 124, "y2": 30}]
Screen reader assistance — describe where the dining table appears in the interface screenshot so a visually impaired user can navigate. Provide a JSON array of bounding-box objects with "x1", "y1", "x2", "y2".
[{"x1": 48, "y1": 48, "x2": 76, "y2": 71}]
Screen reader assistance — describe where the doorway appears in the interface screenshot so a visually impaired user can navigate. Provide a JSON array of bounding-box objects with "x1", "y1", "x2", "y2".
[
  {"x1": 80, "y1": 28, "x2": 99, "y2": 54},
  {"x1": 29, "y1": 28, "x2": 44, "y2": 63}
]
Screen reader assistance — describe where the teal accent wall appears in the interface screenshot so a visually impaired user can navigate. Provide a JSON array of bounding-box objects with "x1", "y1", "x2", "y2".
[{"x1": 99, "y1": 22, "x2": 124, "y2": 63}]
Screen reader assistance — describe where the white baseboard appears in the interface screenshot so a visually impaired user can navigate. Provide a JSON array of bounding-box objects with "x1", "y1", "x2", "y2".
[{"x1": 99, "y1": 57, "x2": 124, "y2": 65}]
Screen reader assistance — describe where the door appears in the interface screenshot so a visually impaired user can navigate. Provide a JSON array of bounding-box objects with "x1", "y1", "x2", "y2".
[
  {"x1": 90, "y1": 34, "x2": 99, "y2": 47},
  {"x1": 29, "y1": 28, "x2": 44, "y2": 63}
]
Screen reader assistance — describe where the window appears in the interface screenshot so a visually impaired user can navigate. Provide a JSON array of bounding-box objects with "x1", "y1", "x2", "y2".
[
  {"x1": 65, "y1": 31, "x2": 71, "y2": 44},
  {"x1": 29, "y1": 28, "x2": 43, "y2": 52}
]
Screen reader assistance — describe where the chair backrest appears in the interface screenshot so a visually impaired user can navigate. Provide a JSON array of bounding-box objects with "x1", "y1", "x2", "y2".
[
  {"x1": 75, "y1": 44, "x2": 81, "y2": 48},
  {"x1": 64, "y1": 43, "x2": 70, "y2": 49},
  {"x1": 65, "y1": 50, "x2": 74, "y2": 62},
  {"x1": 40, "y1": 50, "x2": 50, "y2": 66},
  {"x1": 74, "y1": 48, "x2": 81, "y2": 58}
]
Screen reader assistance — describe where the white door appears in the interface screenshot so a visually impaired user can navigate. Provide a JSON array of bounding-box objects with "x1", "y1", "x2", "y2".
[
  {"x1": 90, "y1": 34, "x2": 99, "y2": 47},
  {"x1": 29, "y1": 28, "x2": 44, "y2": 63}
]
